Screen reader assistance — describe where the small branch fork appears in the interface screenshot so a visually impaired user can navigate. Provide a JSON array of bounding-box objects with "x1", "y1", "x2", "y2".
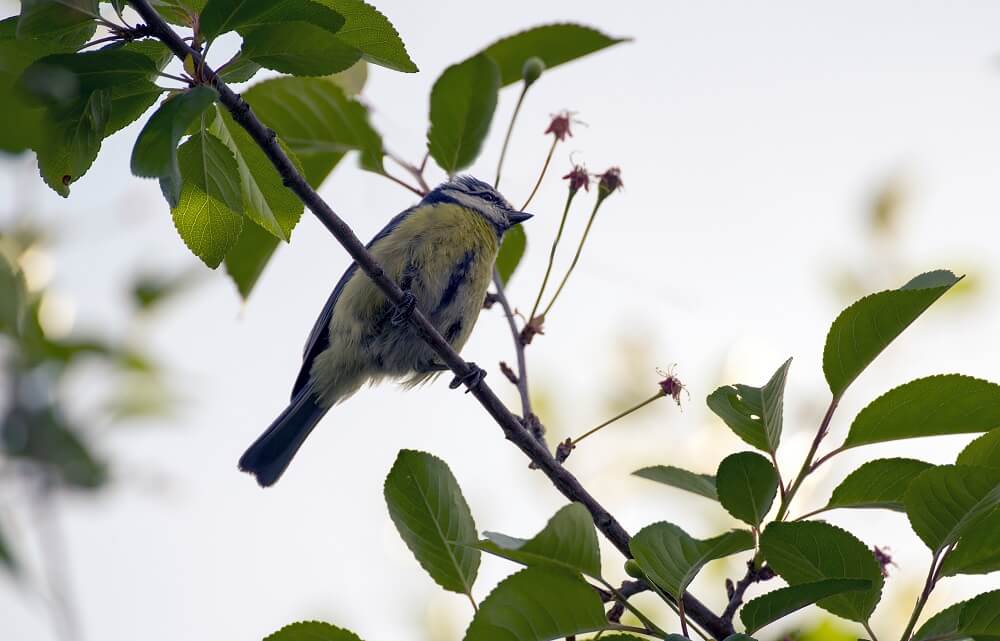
[{"x1": 125, "y1": 2, "x2": 734, "y2": 637}]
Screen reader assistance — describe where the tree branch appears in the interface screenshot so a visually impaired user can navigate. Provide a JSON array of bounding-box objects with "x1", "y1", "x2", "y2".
[{"x1": 125, "y1": 2, "x2": 733, "y2": 637}]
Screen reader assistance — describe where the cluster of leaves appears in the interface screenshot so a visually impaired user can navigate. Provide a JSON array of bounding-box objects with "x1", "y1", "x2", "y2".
[
  {"x1": 0, "y1": 223, "x2": 177, "y2": 574},
  {"x1": 255, "y1": 272, "x2": 1000, "y2": 641},
  {"x1": 2, "y1": 0, "x2": 623, "y2": 301}
]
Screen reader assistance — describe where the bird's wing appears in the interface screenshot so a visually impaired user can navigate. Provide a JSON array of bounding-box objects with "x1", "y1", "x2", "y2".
[{"x1": 291, "y1": 206, "x2": 418, "y2": 398}]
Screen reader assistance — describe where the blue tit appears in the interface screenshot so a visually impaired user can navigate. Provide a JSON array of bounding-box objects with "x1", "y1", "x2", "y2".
[{"x1": 239, "y1": 175, "x2": 533, "y2": 486}]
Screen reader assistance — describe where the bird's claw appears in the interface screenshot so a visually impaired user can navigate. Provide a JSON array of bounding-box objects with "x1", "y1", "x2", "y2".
[
  {"x1": 391, "y1": 291, "x2": 417, "y2": 326},
  {"x1": 450, "y1": 362, "x2": 486, "y2": 393}
]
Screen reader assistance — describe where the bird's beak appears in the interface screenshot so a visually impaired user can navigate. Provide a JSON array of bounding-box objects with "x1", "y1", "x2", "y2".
[{"x1": 507, "y1": 211, "x2": 533, "y2": 225}]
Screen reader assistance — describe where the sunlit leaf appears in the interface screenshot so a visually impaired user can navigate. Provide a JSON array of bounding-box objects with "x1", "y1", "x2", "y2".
[
  {"x1": 384, "y1": 449, "x2": 479, "y2": 597},
  {"x1": 823, "y1": 270, "x2": 960, "y2": 397},
  {"x1": 760, "y1": 521, "x2": 883, "y2": 623},
  {"x1": 633, "y1": 465, "x2": 718, "y2": 501},
  {"x1": 463, "y1": 567, "x2": 607, "y2": 641},
  {"x1": 707, "y1": 358, "x2": 791, "y2": 454},
  {"x1": 842, "y1": 375, "x2": 1000, "y2": 449},
  {"x1": 427, "y1": 54, "x2": 499, "y2": 174},
  {"x1": 481, "y1": 23, "x2": 628, "y2": 87}
]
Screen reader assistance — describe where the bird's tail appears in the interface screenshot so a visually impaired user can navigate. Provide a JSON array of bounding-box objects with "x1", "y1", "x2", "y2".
[{"x1": 239, "y1": 387, "x2": 327, "y2": 487}]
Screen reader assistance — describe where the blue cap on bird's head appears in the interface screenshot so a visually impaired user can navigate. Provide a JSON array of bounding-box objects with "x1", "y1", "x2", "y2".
[{"x1": 424, "y1": 175, "x2": 533, "y2": 231}]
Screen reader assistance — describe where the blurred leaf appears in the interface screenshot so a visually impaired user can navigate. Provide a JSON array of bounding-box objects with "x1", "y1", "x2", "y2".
[
  {"x1": 903, "y1": 465, "x2": 1000, "y2": 553},
  {"x1": 263, "y1": 621, "x2": 363, "y2": 641},
  {"x1": 841, "y1": 375, "x2": 1000, "y2": 449},
  {"x1": 477, "y1": 503, "x2": 601, "y2": 577},
  {"x1": 244, "y1": 76, "x2": 378, "y2": 178},
  {"x1": 427, "y1": 54, "x2": 499, "y2": 174},
  {"x1": 199, "y1": 0, "x2": 345, "y2": 39},
  {"x1": 481, "y1": 23, "x2": 628, "y2": 87},
  {"x1": 208, "y1": 107, "x2": 304, "y2": 241},
  {"x1": 328, "y1": 60, "x2": 367, "y2": 95},
  {"x1": 629, "y1": 522, "x2": 752, "y2": 599},
  {"x1": 957, "y1": 428, "x2": 1000, "y2": 469},
  {"x1": 741, "y1": 579, "x2": 871, "y2": 634},
  {"x1": 716, "y1": 452, "x2": 778, "y2": 527},
  {"x1": 130, "y1": 86, "x2": 218, "y2": 205},
  {"x1": 495, "y1": 224, "x2": 525, "y2": 285},
  {"x1": 170, "y1": 131, "x2": 244, "y2": 268},
  {"x1": 823, "y1": 270, "x2": 960, "y2": 397},
  {"x1": 1, "y1": 405, "x2": 107, "y2": 488},
  {"x1": 21, "y1": 50, "x2": 158, "y2": 103},
  {"x1": 707, "y1": 358, "x2": 791, "y2": 454},
  {"x1": 130, "y1": 270, "x2": 197, "y2": 310},
  {"x1": 217, "y1": 53, "x2": 262, "y2": 83},
  {"x1": 463, "y1": 567, "x2": 607, "y2": 641},
  {"x1": 317, "y1": 0, "x2": 417, "y2": 72},
  {"x1": 633, "y1": 465, "x2": 718, "y2": 501},
  {"x1": 760, "y1": 521, "x2": 884, "y2": 623},
  {"x1": 242, "y1": 22, "x2": 361, "y2": 76},
  {"x1": 35, "y1": 88, "x2": 111, "y2": 196},
  {"x1": 384, "y1": 449, "x2": 479, "y2": 597},
  {"x1": 0, "y1": 253, "x2": 27, "y2": 335},
  {"x1": 17, "y1": 0, "x2": 96, "y2": 39},
  {"x1": 723, "y1": 637, "x2": 757, "y2": 641},
  {"x1": 825, "y1": 458, "x2": 934, "y2": 512},
  {"x1": 912, "y1": 590, "x2": 1000, "y2": 641},
  {"x1": 0, "y1": 522, "x2": 15, "y2": 573},
  {"x1": 939, "y1": 509, "x2": 1000, "y2": 577}
]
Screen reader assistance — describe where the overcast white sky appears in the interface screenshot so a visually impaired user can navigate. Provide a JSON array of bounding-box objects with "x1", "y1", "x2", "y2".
[{"x1": 2, "y1": 1, "x2": 1000, "y2": 640}]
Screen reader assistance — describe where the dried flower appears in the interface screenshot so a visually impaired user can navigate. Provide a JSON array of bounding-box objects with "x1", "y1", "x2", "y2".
[
  {"x1": 596, "y1": 166, "x2": 623, "y2": 202},
  {"x1": 545, "y1": 111, "x2": 574, "y2": 142},
  {"x1": 562, "y1": 165, "x2": 590, "y2": 194},
  {"x1": 555, "y1": 437, "x2": 575, "y2": 463},
  {"x1": 874, "y1": 546, "x2": 897, "y2": 577},
  {"x1": 657, "y1": 365, "x2": 687, "y2": 406},
  {"x1": 519, "y1": 314, "x2": 545, "y2": 345}
]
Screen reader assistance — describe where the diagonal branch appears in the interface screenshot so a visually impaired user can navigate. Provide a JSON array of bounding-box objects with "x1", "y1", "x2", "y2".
[{"x1": 125, "y1": 2, "x2": 733, "y2": 637}]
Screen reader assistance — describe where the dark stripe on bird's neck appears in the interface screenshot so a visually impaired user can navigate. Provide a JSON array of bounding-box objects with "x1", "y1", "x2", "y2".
[{"x1": 436, "y1": 250, "x2": 475, "y2": 313}]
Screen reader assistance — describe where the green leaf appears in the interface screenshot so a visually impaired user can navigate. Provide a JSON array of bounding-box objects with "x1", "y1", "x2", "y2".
[
  {"x1": 200, "y1": 0, "x2": 345, "y2": 39},
  {"x1": 130, "y1": 86, "x2": 218, "y2": 206},
  {"x1": 716, "y1": 452, "x2": 778, "y2": 526},
  {"x1": 823, "y1": 270, "x2": 961, "y2": 397},
  {"x1": 939, "y1": 508, "x2": 1000, "y2": 577},
  {"x1": 244, "y1": 76, "x2": 380, "y2": 178},
  {"x1": 759, "y1": 521, "x2": 884, "y2": 623},
  {"x1": 149, "y1": 0, "x2": 200, "y2": 26},
  {"x1": 912, "y1": 590, "x2": 1000, "y2": 641},
  {"x1": 208, "y1": 107, "x2": 304, "y2": 241},
  {"x1": 957, "y1": 428, "x2": 1000, "y2": 469},
  {"x1": 21, "y1": 50, "x2": 158, "y2": 101},
  {"x1": 481, "y1": 23, "x2": 628, "y2": 87},
  {"x1": 263, "y1": 621, "x2": 364, "y2": 641},
  {"x1": 841, "y1": 375, "x2": 1000, "y2": 449},
  {"x1": 17, "y1": 0, "x2": 97, "y2": 39},
  {"x1": 463, "y1": 567, "x2": 607, "y2": 641},
  {"x1": 707, "y1": 358, "x2": 792, "y2": 454},
  {"x1": 903, "y1": 464, "x2": 1000, "y2": 553},
  {"x1": 217, "y1": 54, "x2": 262, "y2": 84},
  {"x1": 825, "y1": 458, "x2": 934, "y2": 512},
  {"x1": 316, "y1": 0, "x2": 417, "y2": 72},
  {"x1": 427, "y1": 54, "x2": 500, "y2": 174},
  {"x1": 170, "y1": 131, "x2": 244, "y2": 268},
  {"x1": 495, "y1": 224, "x2": 525, "y2": 285},
  {"x1": 633, "y1": 465, "x2": 718, "y2": 501},
  {"x1": 629, "y1": 522, "x2": 753, "y2": 599},
  {"x1": 740, "y1": 579, "x2": 872, "y2": 634},
  {"x1": 0, "y1": 523, "x2": 14, "y2": 572},
  {"x1": 327, "y1": 60, "x2": 367, "y2": 95},
  {"x1": 476, "y1": 503, "x2": 601, "y2": 577},
  {"x1": 224, "y1": 219, "x2": 279, "y2": 298},
  {"x1": 242, "y1": 22, "x2": 361, "y2": 76},
  {"x1": 384, "y1": 449, "x2": 479, "y2": 597},
  {"x1": 35, "y1": 88, "x2": 111, "y2": 196},
  {"x1": 104, "y1": 41, "x2": 173, "y2": 136}
]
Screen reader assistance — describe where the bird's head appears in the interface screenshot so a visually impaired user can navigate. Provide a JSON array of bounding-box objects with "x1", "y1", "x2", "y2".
[{"x1": 423, "y1": 175, "x2": 533, "y2": 234}]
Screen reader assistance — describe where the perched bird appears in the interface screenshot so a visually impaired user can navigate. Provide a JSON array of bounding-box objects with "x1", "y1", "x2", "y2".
[{"x1": 239, "y1": 176, "x2": 532, "y2": 486}]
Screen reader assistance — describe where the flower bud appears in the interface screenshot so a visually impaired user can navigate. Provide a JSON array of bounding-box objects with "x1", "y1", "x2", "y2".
[
  {"x1": 624, "y1": 559, "x2": 644, "y2": 579},
  {"x1": 596, "y1": 167, "x2": 623, "y2": 202},
  {"x1": 521, "y1": 56, "x2": 545, "y2": 87}
]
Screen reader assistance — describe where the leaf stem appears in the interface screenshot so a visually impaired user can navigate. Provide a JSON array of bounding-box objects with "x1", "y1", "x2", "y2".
[
  {"x1": 528, "y1": 188, "x2": 577, "y2": 321},
  {"x1": 864, "y1": 620, "x2": 881, "y2": 641},
  {"x1": 569, "y1": 392, "x2": 664, "y2": 447},
  {"x1": 495, "y1": 82, "x2": 530, "y2": 188},
  {"x1": 605, "y1": 623, "x2": 659, "y2": 637},
  {"x1": 898, "y1": 547, "x2": 950, "y2": 641},
  {"x1": 386, "y1": 149, "x2": 430, "y2": 194},
  {"x1": 541, "y1": 197, "x2": 604, "y2": 319},
  {"x1": 520, "y1": 137, "x2": 557, "y2": 211},
  {"x1": 600, "y1": 580, "x2": 669, "y2": 638},
  {"x1": 379, "y1": 169, "x2": 425, "y2": 197},
  {"x1": 774, "y1": 395, "x2": 840, "y2": 522}
]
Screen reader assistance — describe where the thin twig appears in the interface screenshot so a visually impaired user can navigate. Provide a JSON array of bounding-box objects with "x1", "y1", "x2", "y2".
[
  {"x1": 721, "y1": 559, "x2": 776, "y2": 622},
  {"x1": 491, "y1": 269, "x2": 533, "y2": 418},
  {"x1": 495, "y1": 83, "x2": 529, "y2": 188},
  {"x1": 570, "y1": 392, "x2": 663, "y2": 447},
  {"x1": 774, "y1": 395, "x2": 840, "y2": 522},
  {"x1": 379, "y1": 169, "x2": 425, "y2": 197},
  {"x1": 125, "y1": 3, "x2": 734, "y2": 637},
  {"x1": 386, "y1": 149, "x2": 430, "y2": 194},
  {"x1": 520, "y1": 137, "x2": 557, "y2": 211},
  {"x1": 541, "y1": 196, "x2": 603, "y2": 318},
  {"x1": 528, "y1": 189, "x2": 576, "y2": 321},
  {"x1": 898, "y1": 547, "x2": 950, "y2": 641}
]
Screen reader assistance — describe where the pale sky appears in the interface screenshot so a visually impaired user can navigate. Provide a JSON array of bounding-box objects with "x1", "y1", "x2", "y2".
[{"x1": 2, "y1": 2, "x2": 999, "y2": 640}]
